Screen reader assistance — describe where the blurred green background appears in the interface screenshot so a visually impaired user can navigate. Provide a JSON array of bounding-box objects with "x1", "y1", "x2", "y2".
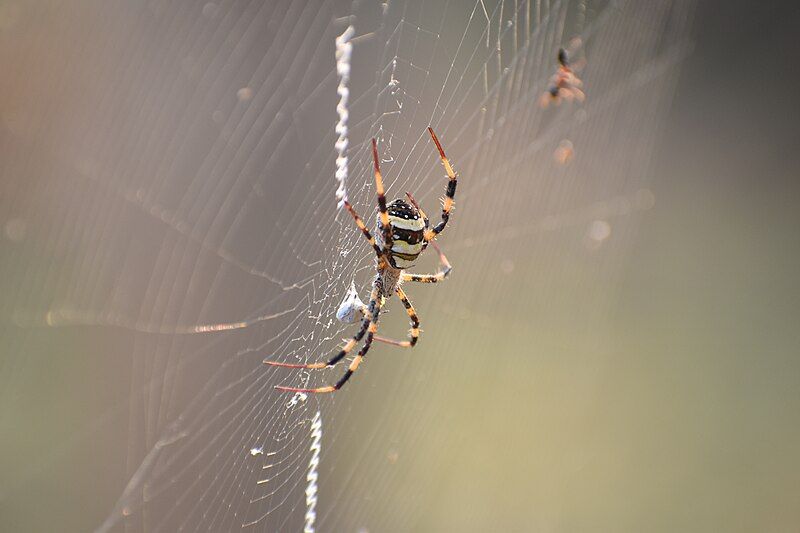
[{"x1": 1, "y1": 1, "x2": 799, "y2": 532}]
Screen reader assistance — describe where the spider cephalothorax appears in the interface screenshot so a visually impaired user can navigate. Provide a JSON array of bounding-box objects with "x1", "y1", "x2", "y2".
[
  {"x1": 379, "y1": 198, "x2": 427, "y2": 269},
  {"x1": 265, "y1": 127, "x2": 457, "y2": 393}
]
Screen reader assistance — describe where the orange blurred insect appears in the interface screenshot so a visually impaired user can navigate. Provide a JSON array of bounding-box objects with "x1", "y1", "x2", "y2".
[{"x1": 539, "y1": 48, "x2": 585, "y2": 108}]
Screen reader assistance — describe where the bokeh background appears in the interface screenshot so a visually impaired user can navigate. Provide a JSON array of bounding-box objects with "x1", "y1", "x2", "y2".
[{"x1": 1, "y1": 1, "x2": 798, "y2": 532}]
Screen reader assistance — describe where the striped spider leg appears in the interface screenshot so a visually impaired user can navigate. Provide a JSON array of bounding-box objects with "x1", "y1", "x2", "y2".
[{"x1": 423, "y1": 127, "x2": 458, "y2": 243}]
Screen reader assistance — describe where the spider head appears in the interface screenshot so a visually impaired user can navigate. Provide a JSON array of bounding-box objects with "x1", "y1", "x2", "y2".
[
  {"x1": 377, "y1": 199, "x2": 427, "y2": 269},
  {"x1": 387, "y1": 198, "x2": 422, "y2": 223}
]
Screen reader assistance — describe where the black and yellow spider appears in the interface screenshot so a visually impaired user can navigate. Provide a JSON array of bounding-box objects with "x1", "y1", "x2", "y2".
[{"x1": 264, "y1": 127, "x2": 457, "y2": 393}]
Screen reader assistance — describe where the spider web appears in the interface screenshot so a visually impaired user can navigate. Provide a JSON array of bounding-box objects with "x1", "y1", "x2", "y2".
[{"x1": 0, "y1": 0, "x2": 694, "y2": 531}]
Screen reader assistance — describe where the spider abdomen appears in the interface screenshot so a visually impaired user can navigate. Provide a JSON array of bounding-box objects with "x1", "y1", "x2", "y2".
[{"x1": 377, "y1": 198, "x2": 426, "y2": 269}]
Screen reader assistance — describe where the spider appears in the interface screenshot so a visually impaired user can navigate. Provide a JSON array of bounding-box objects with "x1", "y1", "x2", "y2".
[
  {"x1": 264, "y1": 127, "x2": 457, "y2": 393},
  {"x1": 539, "y1": 48, "x2": 585, "y2": 108}
]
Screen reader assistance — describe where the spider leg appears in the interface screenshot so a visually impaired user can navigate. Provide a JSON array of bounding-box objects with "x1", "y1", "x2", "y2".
[
  {"x1": 264, "y1": 285, "x2": 379, "y2": 370},
  {"x1": 401, "y1": 240, "x2": 452, "y2": 283},
  {"x1": 351, "y1": 298, "x2": 416, "y2": 348},
  {"x1": 372, "y1": 286, "x2": 420, "y2": 347},
  {"x1": 424, "y1": 127, "x2": 458, "y2": 242},
  {"x1": 274, "y1": 288, "x2": 384, "y2": 393},
  {"x1": 343, "y1": 200, "x2": 383, "y2": 258},
  {"x1": 405, "y1": 191, "x2": 433, "y2": 254},
  {"x1": 372, "y1": 138, "x2": 393, "y2": 255},
  {"x1": 405, "y1": 191, "x2": 430, "y2": 228},
  {"x1": 405, "y1": 191, "x2": 427, "y2": 218}
]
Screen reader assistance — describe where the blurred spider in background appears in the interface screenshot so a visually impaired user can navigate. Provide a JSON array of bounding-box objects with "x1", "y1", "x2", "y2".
[
  {"x1": 265, "y1": 128, "x2": 457, "y2": 393},
  {"x1": 540, "y1": 48, "x2": 586, "y2": 107}
]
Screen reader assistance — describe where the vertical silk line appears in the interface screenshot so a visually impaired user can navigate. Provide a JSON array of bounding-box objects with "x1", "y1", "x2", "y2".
[
  {"x1": 334, "y1": 25, "x2": 355, "y2": 209},
  {"x1": 304, "y1": 411, "x2": 323, "y2": 533}
]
